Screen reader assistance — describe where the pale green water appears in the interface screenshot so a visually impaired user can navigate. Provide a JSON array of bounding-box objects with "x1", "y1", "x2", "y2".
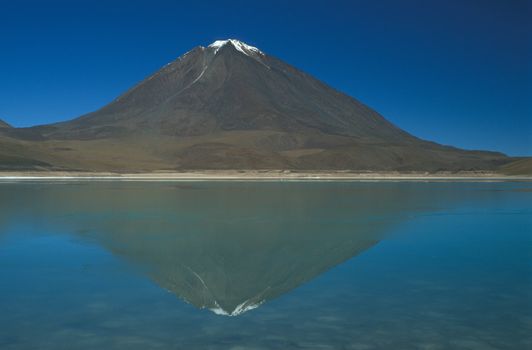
[{"x1": 0, "y1": 181, "x2": 530, "y2": 349}]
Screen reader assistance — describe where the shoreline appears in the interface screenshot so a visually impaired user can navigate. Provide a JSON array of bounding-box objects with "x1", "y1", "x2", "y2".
[{"x1": 0, "y1": 171, "x2": 530, "y2": 181}]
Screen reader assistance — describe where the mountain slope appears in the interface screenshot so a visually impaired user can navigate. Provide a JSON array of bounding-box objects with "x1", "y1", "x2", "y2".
[
  {"x1": 499, "y1": 158, "x2": 532, "y2": 175},
  {"x1": 2, "y1": 39, "x2": 514, "y2": 172},
  {"x1": 0, "y1": 119, "x2": 11, "y2": 129}
]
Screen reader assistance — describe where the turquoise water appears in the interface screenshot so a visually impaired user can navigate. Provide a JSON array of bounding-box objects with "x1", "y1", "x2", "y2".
[{"x1": 0, "y1": 181, "x2": 530, "y2": 349}]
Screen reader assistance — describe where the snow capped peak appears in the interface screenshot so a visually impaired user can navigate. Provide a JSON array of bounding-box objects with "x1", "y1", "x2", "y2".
[{"x1": 208, "y1": 39, "x2": 264, "y2": 56}]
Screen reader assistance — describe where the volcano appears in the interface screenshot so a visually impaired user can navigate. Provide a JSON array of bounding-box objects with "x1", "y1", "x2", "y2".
[{"x1": 0, "y1": 39, "x2": 511, "y2": 172}]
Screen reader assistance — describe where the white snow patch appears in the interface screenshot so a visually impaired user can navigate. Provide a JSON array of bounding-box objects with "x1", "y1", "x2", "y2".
[
  {"x1": 189, "y1": 64, "x2": 207, "y2": 85},
  {"x1": 208, "y1": 39, "x2": 264, "y2": 56},
  {"x1": 208, "y1": 299, "x2": 265, "y2": 317},
  {"x1": 185, "y1": 265, "x2": 210, "y2": 291},
  {"x1": 231, "y1": 299, "x2": 264, "y2": 316}
]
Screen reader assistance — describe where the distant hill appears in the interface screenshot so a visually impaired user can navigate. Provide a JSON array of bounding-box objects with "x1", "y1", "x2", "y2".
[
  {"x1": 0, "y1": 39, "x2": 523, "y2": 173},
  {"x1": 0, "y1": 119, "x2": 11, "y2": 128},
  {"x1": 499, "y1": 158, "x2": 532, "y2": 175}
]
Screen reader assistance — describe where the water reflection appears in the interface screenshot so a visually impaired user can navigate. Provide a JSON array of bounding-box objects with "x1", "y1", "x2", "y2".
[{"x1": 0, "y1": 182, "x2": 460, "y2": 316}]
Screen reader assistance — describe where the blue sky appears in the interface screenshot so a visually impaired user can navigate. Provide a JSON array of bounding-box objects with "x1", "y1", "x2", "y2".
[{"x1": 0, "y1": 0, "x2": 529, "y2": 155}]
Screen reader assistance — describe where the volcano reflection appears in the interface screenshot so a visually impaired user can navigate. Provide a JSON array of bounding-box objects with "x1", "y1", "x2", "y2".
[{"x1": 0, "y1": 182, "x2": 440, "y2": 316}]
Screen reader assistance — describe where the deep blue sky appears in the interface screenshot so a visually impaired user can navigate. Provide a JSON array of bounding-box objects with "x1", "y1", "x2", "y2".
[{"x1": 0, "y1": 0, "x2": 530, "y2": 155}]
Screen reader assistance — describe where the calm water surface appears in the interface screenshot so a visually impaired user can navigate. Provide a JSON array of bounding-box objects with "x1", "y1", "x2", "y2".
[{"x1": 0, "y1": 181, "x2": 530, "y2": 349}]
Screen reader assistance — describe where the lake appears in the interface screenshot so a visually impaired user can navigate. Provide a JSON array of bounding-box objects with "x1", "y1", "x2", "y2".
[{"x1": 0, "y1": 181, "x2": 530, "y2": 349}]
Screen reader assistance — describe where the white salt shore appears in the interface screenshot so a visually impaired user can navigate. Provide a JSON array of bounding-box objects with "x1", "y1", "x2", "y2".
[{"x1": 0, "y1": 171, "x2": 530, "y2": 181}]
